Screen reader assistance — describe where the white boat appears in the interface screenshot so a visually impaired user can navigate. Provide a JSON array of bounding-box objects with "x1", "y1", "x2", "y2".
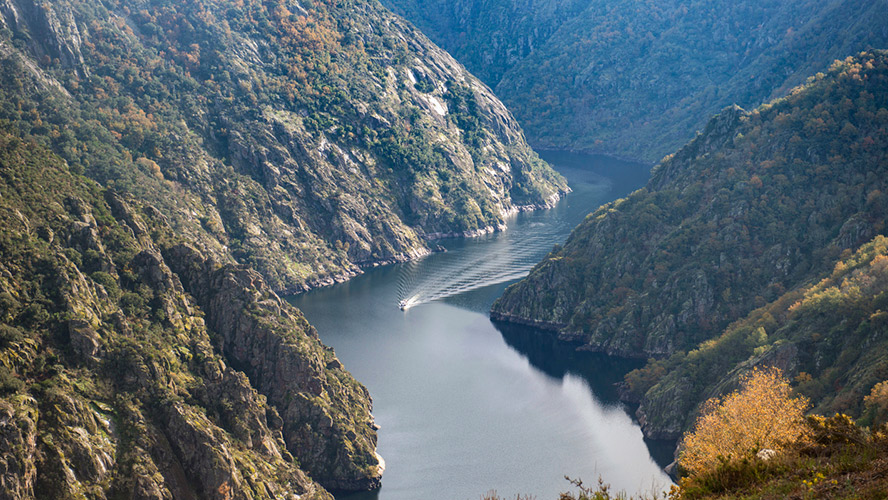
[{"x1": 399, "y1": 300, "x2": 408, "y2": 310}]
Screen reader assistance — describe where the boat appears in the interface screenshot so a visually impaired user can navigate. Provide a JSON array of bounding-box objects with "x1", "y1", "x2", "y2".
[{"x1": 399, "y1": 299, "x2": 408, "y2": 310}]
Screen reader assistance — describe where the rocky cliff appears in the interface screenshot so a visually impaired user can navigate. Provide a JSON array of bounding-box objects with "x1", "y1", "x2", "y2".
[
  {"x1": 0, "y1": 127, "x2": 384, "y2": 497},
  {"x1": 0, "y1": 0, "x2": 570, "y2": 496},
  {"x1": 0, "y1": 0, "x2": 567, "y2": 294}
]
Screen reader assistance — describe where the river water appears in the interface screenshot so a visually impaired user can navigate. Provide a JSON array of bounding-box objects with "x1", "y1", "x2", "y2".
[{"x1": 289, "y1": 151, "x2": 672, "y2": 500}]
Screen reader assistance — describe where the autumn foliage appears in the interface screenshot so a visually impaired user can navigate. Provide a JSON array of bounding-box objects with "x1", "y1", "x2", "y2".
[{"x1": 679, "y1": 367, "x2": 808, "y2": 475}]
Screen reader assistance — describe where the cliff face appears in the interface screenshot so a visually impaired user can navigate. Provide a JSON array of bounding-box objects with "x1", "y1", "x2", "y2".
[
  {"x1": 493, "y1": 52, "x2": 888, "y2": 359},
  {"x1": 0, "y1": 129, "x2": 382, "y2": 497},
  {"x1": 0, "y1": 0, "x2": 567, "y2": 294},
  {"x1": 381, "y1": 0, "x2": 589, "y2": 86},
  {"x1": 383, "y1": 0, "x2": 888, "y2": 162}
]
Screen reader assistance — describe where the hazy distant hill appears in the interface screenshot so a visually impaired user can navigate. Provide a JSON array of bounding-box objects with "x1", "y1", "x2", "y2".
[{"x1": 383, "y1": 0, "x2": 888, "y2": 161}]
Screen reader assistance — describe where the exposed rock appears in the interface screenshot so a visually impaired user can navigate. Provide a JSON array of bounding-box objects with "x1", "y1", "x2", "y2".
[
  {"x1": 0, "y1": 133, "x2": 347, "y2": 498},
  {"x1": 166, "y1": 244, "x2": 381, "y2": 491},
  {"x1": 0, "y1": 397, "x2": 37, "y2": 500}
]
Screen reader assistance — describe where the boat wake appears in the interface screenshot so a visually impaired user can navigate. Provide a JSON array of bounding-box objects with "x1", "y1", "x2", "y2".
[
  {"x1": 396, "y1": 231, "x2": 561, "y2": 310},
  {"x1": 394, "y1": 166, "x2": 617, "y2": 311}
]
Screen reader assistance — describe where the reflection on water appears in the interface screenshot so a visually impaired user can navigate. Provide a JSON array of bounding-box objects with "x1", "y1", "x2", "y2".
[
  {"x1": 493, "y1": 321, "x2": 678, "y2": 470},
  {"x1": 290, "y1": 152, "x2": 670, "y2": 500}
]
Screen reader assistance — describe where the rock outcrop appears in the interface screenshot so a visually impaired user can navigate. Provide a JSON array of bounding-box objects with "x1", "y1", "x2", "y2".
[
  {"x1": 167, "y1": 244, "x2": 382, "y2": 490},
  {"x1": 0, "y1": 129, "x2": 371, "y2": 497},
  {"x1": 0, "y1": 0, "x2": 567, "y2": 295}
]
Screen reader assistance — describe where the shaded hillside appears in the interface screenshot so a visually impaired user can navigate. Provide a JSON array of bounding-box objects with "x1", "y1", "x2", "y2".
[
  {"x1": 0, "y1": 129, "x2": 382, "y2": 497},
  {"x1": 630, "y1": 235, "x2": 888, "y2": 440},
  {"x1": 381, "y1": 0, "x2": 589, "y2": 86},
  {"x1": 492, "y1": 51, "x2": 888, "y2": 360},
  {"x1": 0, "y1": 0, "x2": 567, "y2": 294},
  {"x1": 383, "y1": 0, "x2": 888, "y2": 162}
]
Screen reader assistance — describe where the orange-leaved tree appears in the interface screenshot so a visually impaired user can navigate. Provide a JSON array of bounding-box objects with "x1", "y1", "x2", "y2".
[{"x1": 679, "y1": 367, "x2": 809, "y2": 475}]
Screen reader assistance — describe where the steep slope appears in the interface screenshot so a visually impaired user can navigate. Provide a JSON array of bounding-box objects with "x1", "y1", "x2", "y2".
[
  {"x1": 380, "y1": 0, "x2": 589, "y2": 86},
  {"x1": 492, "y1": 51, "x2": 888, "y2": 359},
  {"x1": 383, "y1": 0, "x2": 888, "y2": 162},
  {"x1": 0, "y1": 0, "x2": 567, "y2": 294},
  {"x1": 628, "y1": 235, "x2": 888, "y2": 441},
  {"x1": 0, "y1": 127, "x2": 383, "y2": 497}
]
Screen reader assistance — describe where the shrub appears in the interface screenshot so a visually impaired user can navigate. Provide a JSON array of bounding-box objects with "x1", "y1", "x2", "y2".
[
  {"x1": 0, "y1": 365, "x2": 24, "y2": 394},
  {"x1": 0, "y1": 324, "x2": 24, "y2": 346},
  {"x1": 90, "y1": 271, "x2": 121, "y2": 300},
  {"x1": 679, "y1": 367, "x2": 808, "y2": 476},
  {"x1": 120, "y1": 292, "x2": 146, "y2": 316}
]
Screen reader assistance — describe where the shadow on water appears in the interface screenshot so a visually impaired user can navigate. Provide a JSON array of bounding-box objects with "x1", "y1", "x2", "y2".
[
  {"x1": 334, "y1": 319, "x2": 678, "y2": 500},
  {"x1": 491, "y1": 321, "x2": 643, "y2": 401},
  {"x1": 491, "y1": 320, "x2": 678, "y2": 471}
]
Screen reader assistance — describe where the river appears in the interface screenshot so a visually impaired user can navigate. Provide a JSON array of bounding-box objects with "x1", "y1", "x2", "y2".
[{"x1": 288, "y1": 151, "x2": 672, "y2": 500}]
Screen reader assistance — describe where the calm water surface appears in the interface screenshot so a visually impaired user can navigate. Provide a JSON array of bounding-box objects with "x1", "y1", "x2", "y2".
[{"x1": 289, "y1": 152, "x2": 672, "y2": 500}]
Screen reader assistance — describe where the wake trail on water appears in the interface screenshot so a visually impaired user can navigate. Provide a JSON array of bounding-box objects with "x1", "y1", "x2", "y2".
[{"x1": 396, "y1": 223, "x2": 566, "y2": 310}]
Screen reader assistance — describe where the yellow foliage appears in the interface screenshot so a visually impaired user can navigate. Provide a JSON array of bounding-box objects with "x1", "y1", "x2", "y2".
[
  {"x1": 679, "y1": 367, "x2": 808, "y2": 476},
  {"x1": 864, "y1": 381, "x2": 888, "y2": 411}
]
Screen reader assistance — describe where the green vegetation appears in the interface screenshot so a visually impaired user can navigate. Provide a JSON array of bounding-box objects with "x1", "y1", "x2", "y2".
[
  {"x1": 384, "y1": 0, "x2": 888, "y2": 162},
  {"x1": 494, "y1": 51, "x2": 888, "y2": 362},
  {"x1": 0, "y1": 0, "x2": 566, "y2": 293},
  {"x1": 0, "y1": 122, "x2": 377, "y2": 496},
  {"x1": 0, "y1": 0, "x2": 568, "y2": 495},
  {"x1": 381, "y1": 0, "x2": 590, "y2": 86}
]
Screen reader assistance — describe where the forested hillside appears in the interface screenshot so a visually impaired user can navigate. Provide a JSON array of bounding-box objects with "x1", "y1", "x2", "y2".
[
  {"x1": 383, "y1": 0, "x2": 888, "y2": 161},
  {"x1": 0, "y1": 0, "x2": 570, "y2": 497},
  {"x1": 0, "y1": 128, "x2": 384, "y2": 497},
  {"x1": 380, "y1": 0, "x2": 589, "y2": 86},
  {"x1": 628, "y1": 235, "x2": 888, "y2": 441},
  {"x1": 493, "y1": 51, "x2": 888, "y2": 362},
  {"x1": 0, "y1": 0, "x2": 566, "y2": 294}
]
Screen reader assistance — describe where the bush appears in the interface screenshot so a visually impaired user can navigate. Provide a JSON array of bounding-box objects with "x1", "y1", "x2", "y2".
[
  {"x1": 90, "y1": 271, "x2": 121, "y2": 300},
  {"x1": 0, "y1": 324, "x2": 24, "y2": 346},
  {"x1": 120, "y1": 292, "x2": 146, "y2": 316},
  {"x1": 679, "y1": 367, "x2": 808, "y2": 476},
  {"x1": 0, "y1": 365, "x2": 24, "y2": 394}
]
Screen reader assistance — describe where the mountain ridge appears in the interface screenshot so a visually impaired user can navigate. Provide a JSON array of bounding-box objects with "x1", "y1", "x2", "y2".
[
  {"x1": 493, "y1": 50, "x2": 888, "y2": 357},
  {"x1": 383, "y1": 0, "x2": 888, "y2": 162}
]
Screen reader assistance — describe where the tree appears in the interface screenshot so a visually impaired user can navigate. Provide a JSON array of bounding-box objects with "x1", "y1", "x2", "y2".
[{"x1": 679, "y1": 367, "x2": 808, "y2": 476}]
